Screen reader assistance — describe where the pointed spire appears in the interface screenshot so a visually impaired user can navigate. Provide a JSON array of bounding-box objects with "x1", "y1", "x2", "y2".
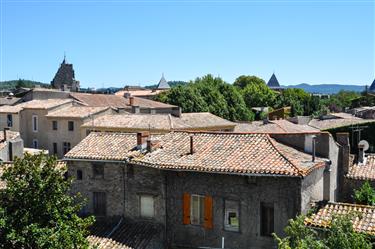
[
  {"x1": 369, "y1": 78, "x2": 375, "y2": 92},
  {"x1": 62, "y1": 52, "x2": 66, "y2": 64},
  {"x1": 156, "y1": 73, "x2": 170, "y2": 89},
  {"x1": 267, "y1": 73, "x2": 280, "y2": 88}
]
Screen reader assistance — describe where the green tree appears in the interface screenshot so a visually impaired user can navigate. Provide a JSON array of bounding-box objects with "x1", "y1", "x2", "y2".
[
  {"x1": 233, "y1": 75, "x2": 266, "y2": 89},
  {"x1": 242, "y1": 81, "x2": 276, "y2": 108},
  {"x1": 353, "y1": 181, "x2": 375, "y2": 206},
  {"x1": 275, "y1": 88, "x2": 311, "y2": 116},
  {"x1": 0, "y1": 154, "x2": 94, "y2": 249}
]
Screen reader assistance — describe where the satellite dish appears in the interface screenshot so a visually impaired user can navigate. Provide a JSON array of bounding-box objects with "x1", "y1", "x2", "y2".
[{"x1": 358, "y1": 140, "x2": 370, "y2": 151}]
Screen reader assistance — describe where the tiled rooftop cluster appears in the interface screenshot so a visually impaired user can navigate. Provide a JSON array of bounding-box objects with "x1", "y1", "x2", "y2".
[
  {"x1": 66, "y1": 131, "x2": 326, "y2": 177},
  {"x1": 235, "y1": 120, "x2": 319, "y2": 133},
  {"x1": 308, "y1": 114, "x2": 375, "y2": 130},
  {"x1": 82, "y1": 112, "x2": 235, "y2": 131},
  {"x1": 305, "y1": 202, "x2": 375, "y2": 235},
  {"x1": 0, "y1": 99, "x2": 73, "y2": 113},
  {"x1": 87, "y1": 236, "x2": 132, "y2": 249},
  {"x1": 346, "y1": 154, "x2": 375, "y2": 181},
  {"x1": 133, "y1": 132, "x2": 325, "y2": 176}
]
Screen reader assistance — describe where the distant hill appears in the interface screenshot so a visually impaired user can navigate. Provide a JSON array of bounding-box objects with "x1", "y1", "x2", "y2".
[
  {"x1": 284, "y1": 83, "x2": 366, "y2": 94},
  {"x1": 0, "y1": 79, "x2": 50, "y2": 90}
]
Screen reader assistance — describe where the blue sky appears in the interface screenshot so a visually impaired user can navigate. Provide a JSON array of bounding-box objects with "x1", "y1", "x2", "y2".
[{"x1": 0, "y1": 0, "x2": 374, "y2": 88}]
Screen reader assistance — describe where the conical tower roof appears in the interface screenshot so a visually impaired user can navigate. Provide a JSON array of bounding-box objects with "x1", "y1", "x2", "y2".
[
  {"x1": 156, "y1": 74, "x2": 170, "y2": 89},
  {"x1": 267, "y1": 73, "x2": 280, "y2": 88},
  {"x1": 369, "y1": 79, "x2": 375, "y2": 92}
]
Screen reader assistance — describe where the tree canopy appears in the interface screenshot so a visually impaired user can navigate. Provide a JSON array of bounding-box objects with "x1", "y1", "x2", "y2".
[
  {"x1": 353, "y1": 181, "x2": 375, "y2": 206},
  {"x1": 0, "y1": 154, "x2": 94, "y2": 249}
]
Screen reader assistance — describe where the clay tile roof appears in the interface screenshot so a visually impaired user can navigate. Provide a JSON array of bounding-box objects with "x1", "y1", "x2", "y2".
[
  {"x1": 70, "y1": 92, "x2": 175, "y2": 109},
  {"x1": 64, "y1": 132, "x2": 142, "y2": 161},
  {"x1": 17, "y1": 99, "x2": 73, "y2": 109},
  {"x1": 305, "y1": 202, "x2": 375, "y2": 235},
  {"x1": 133, "y1": 132, "x2": 326, "y2": 177},
  {"x1": 81, "y1": 112, "x2": 234, "y2": 131},
  {"x1": 0, "y1": 131, "x2": 20, "y2": 150},
  {"x1": 234, "y1": 120, "x2": 320, "y2": 133},
  {"x1": 88, "y1": 236, "x2": 132, "y2": 249},
  {"x1": 308, "y1": 117, "x2": 375, "y2": 130},
  {"x1": 346, "y1": 154, "x2": 375, "y2": 180},
  {"x1": 46, "y1": 106, "x2": 110, "y2": 118},
  {"x1": 0, "y1": 105, "x2": 24, "y2": 113},
  {"x1": 0, "y1": 97, "x2": 21, "y2": 106}
]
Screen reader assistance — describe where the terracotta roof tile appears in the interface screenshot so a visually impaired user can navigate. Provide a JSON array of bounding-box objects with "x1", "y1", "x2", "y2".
[
  {"x1": 88, "y1": 236, "x2": 132, "y2": 249},
  {"x1": 235, "y1": 120, "x2": 319, "y2": 133},
  {"x1": 64, "y1": 133, "x2": 143, "y2": 160},
  {"x1": 305, "y1": 202, "x2": 375, "y2": 235},
  {"x1": 133, "y1": 132, "x2": 326, "y2": 177},
  {"x1": 81, "y1": 113, "x2": 234, "y2": 131},
  {"x1": 347, "y1": 154, "x2": 375, "y2": 180},
  {"x1": 309, "y1": 117, "x2": 375, "y2": 130},
  {"x1": 46, "y1": 106, "x2": 110, "y2": 118}
]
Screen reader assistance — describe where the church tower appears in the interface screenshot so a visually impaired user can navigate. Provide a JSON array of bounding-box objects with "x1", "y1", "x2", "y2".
[{"x1": 51, "y1": 56, "x2": 80, "y2": 92}]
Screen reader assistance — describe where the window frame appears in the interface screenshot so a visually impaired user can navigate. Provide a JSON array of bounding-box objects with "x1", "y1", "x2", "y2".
[
  {"x1": 52, "y1": 120, "x2": 58, "y2": 130},
  {"x1": 68, "y1": 121, "x2": 74, "y2": 131},
  {"x1": 224, "y1": 200, "x2": 240, "y2": 232},
  {"x1": 260, "y1": 202, "x2": 274, "y2": 237},
  {"x1": 93, "y1": 192, "x2": 106, "y2": 216},
  {"x1": 6, "y1": 114, "x2": 12, "y2": 127},
  {"x1": 190, "y1": 194, "x2": 205, "y2": 225},
  {"x1": 92, "y1": 163, "x2": 104, "y2": 179},
  {"x1": 77, "y1": 169, "x2": 83, "y2": 180},
  {"x1": 32, "y1": 115, "x2": 38, "y2": 132},
  {"x1": 53, "y1": 142, "x2": 58, "y2": 155},
  {"x1": 139, "y1": 194, "x2": 155, "y2": 218},
  {"x1": 63, "y1": 142, "x2": 71, "y2": 154}
]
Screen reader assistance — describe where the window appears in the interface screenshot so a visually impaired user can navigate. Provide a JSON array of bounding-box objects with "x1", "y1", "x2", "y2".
[
  {"x1": 140, "y1": 195, "x2": 154, "y2": 218},
  {"x1": 77, "y1": 170, "x2": 83, "y2": 180},
  {"x1": 32, "y1": 115, "x2": 38, "y2": 132},
  {"x1": 191, "y1": 195, "x2": 205, "y2": 225},
  {"x1": 6, "y1": 114, "x2": 12, "y2": 127},
  {"x1": 63, "y1": 142, "x2": 71, "y2": 154},
  {"x1": 93, "y1": 163, "x2": 104, "y2": 179},
  {"x1": 183, "y1": 193, "x2": 213, "y2": 229},
  {"x1": 260, "y1": 202, "x2": 274, "y2": 237},
  {"x1": 93, "y1": 192, "x2": 106, "y2": 216},
  {"x1": 224, "y1": 200, "x2": 240, "y2": 232},
  {"x1": 53, "y1": 142, "x2": 58, "y2": 155},
  {"x1": 32, "y1": 139, "x2": 38, "y2": 149},
  {"x1": 68, "y1": 121, "x2": 74, "y2": 131},
  {"x1": 52, "y1": 121, "x2": 58, "y2": 130}
]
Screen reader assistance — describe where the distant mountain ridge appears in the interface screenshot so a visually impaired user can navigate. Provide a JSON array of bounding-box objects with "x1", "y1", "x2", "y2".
[
  {"x1": 0, "y1": 80, "x2": 50, "y2": 89},
  {"x1": 284, "y1": 83, "x2": 366, "y2": 94}
]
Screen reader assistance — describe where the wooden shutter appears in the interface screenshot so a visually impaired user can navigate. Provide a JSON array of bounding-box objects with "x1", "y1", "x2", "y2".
[
  {"x1": 204, "y1": 196, "x2": 213, "y2": 229},
  {"x1": 183, "y1": 193, "x2": 191, "y2": 225}
]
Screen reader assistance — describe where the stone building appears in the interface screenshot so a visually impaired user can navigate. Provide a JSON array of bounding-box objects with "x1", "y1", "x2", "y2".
[
  {"x1": 267, "y1": 73, "x2": 283, "y2": 91},
  {"x1": 64, "y1": 130, "x2": 345, "y2": 249},
  {"x1": 51, "y1": 57, "x2": 80, "y2": 92}
]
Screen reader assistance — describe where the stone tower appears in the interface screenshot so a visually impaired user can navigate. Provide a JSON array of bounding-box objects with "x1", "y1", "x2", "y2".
[
  {"x1": 156, "y1": 73, "x2": 170, "y2": 90},
  {"x1": 51, "y1": 56, "x2": 80, "y2": 92}
]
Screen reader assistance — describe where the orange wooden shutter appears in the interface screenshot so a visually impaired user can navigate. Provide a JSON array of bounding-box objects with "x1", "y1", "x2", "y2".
[
  {"x1": 204, "y1": 196, "x2": 213, "y2": 229},
  {"x1": 183, "y1": 193, "x2": 191, "y2": 225}
]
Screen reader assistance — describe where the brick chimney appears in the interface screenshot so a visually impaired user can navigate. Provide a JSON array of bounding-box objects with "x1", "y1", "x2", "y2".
[
  {"x1": 129, "y1": 96, "x2": 135, "y2": 106},
  {"x1": 137, "y1": 131, "x2": 150, "y2": 148}
]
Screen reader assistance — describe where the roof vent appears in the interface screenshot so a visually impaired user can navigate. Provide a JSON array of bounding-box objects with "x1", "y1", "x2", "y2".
[
  {"x1": 358, "y1": 140, "x2": 369, "y2": 164},
  {"x1": 190, "y1": 135, "x2": 194, "y2": 155}
]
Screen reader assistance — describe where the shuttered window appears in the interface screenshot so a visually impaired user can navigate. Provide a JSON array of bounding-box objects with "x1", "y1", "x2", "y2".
[
  {"x1": 93, "y1": 192, "x2": 106, "y2": 216},
  {"x1": 182, "y1": 193, "x2": 213, "y2": 229},
  {"x1": 140, "y1": 195, "x2": 154, "y2": 218}
]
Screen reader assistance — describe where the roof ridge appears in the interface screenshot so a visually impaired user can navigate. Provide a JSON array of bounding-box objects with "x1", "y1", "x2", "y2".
[
  {"x1": 266, "y1": 135, "x2": 305, "y2": 176},
  {"x1": 327, "y1": 201, "x2": 375, "y2": 209}
]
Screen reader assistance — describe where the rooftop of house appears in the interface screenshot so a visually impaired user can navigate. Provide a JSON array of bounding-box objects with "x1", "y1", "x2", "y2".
[
  {"x1": 70, "y1": 92, "x2": 175, "y2": 109},
  {"x1": 308, "y1": 116, "x2": 375, "y2": 130},
  {"x1": 89, "y1": 218, "x2": 160, "y2": 249},
  {"x1": 0, "y1": 131, "x2": 21, "y2": 150},
  {"x1": 305, "y1": 202, "x2": 375, "y2": 235},
  {"x1": 0, "y1": 96, "x2": 21, "y2": 106},
  {"x1": 234, "y1": 120, "x2": 320, "y2": 133},
  {"x1": 135, "y1": 132, "x2": 326, "y2": 177},
  {"x1": 346, "y1": 154, "x2": 375, "y2": 181},
  {"x1": 81, "y1": 112, "x2": 235, "y2": 131},
  {"x1": 114, "y1": 89, "x2": 163, "y2": 97},
  {"x1": 46, "y1": 106, "x2": 110, "y2": 119},
  {"x1": 64, "y1": 132, "x2": 145, "y2": 160},
  {"x1": 17, "y1": 99, "x2": 73, "y2": 110}
]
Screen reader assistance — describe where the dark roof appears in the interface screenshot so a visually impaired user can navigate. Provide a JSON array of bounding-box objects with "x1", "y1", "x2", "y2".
[
  {"x1": 267, "y1": 73, "x2": 281, "y2": 88},
  {"x1": 89, "y1": 218, "x2": 161, "y2": 249},
  {"x1": 369, "y1": 79, "x2": 375, "y2": 92},
  {"x1": 156, "y1": 74, "x2": 170, "y2": 89}
]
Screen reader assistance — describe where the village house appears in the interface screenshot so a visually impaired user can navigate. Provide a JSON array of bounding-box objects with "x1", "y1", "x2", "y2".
[{"x1": 64, "y1": 130, "x2": 346, "y2": 249}]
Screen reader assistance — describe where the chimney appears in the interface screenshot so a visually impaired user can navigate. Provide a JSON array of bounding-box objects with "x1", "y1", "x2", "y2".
[
  {"x1": 358, "y1": 143, "x2": 365, "y2": 164},
  {"x1": 190, "y1": 135, "x2": 194, "y2": 154},
  {"x1": 3, "y1": 127, "x2": 9, "y2": 142},
  {"x1": 129, "y1": 96, "x2": 135, "y2": 106},
  {"x1": 263, "y1": 118, "x2": 269, "y2": 125},
  {"x1": 311, "y1": 135, "x2": 317, "y2": 162},
  {"x1": 124, "y1": 92, "x2": 131, "y2": 98},
  {"x1": 137, "y1": 131, "x2": 150, "y2": 148},
  {"x1": 147, "y1": 139, "x2": 152, "y2": 152}
]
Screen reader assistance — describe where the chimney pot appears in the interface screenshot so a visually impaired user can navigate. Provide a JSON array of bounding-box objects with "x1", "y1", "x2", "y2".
[
  {"x1": 137, "y1": 131, "x2": 150, "y2": 148},
  {"x1": 147, "y1": 139, "x2": 152, "y2": 152}
]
